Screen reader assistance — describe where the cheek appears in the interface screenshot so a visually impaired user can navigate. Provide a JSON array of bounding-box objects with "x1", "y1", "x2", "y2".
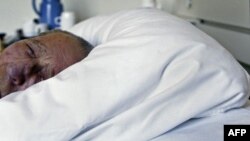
[
  {"x1": 43, "y1": 48, "x2": 81, "y2": 76},
  {"x1": 0, "y1": 64, "x2": 7, "y2": 83},
  {"x1": 39, "y1": 55, "x2": 65, "y2": 77},
  {"x1": 0, "y1": 64, "x2": 12, "y2": 96},
  {"x1": 51, "y1": 49, "x2": 70, "y2": 71},
  {"x1": 52, "y1": 60, "x2": 69, "y2": 75},
  {"x1": 0, "y1": 56, "x2": 10, "y2": 83}
]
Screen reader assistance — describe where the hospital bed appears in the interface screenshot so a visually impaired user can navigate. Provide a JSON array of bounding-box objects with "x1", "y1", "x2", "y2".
[
  {"x1": 0, "y1": 8, "x2": 250, "y2": 141},
  {"x1": 174, "y1": 0, "x2": 250, "y2": 68}
]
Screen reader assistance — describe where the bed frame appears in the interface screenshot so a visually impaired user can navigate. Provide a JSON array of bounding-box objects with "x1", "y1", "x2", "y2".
[{"x1": 173, "y1": 0, "x2": 250, "y2": 66}]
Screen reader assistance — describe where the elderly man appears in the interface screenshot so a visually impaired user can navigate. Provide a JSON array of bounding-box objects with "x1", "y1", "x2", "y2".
[{"x1": 0, "y1": 30, "x2": 92, "y2": 98}]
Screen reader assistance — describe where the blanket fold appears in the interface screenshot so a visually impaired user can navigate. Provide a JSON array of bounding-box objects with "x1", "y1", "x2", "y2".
[{"x1": 0, "y1": 8, "x2": 249, "y2": 141}]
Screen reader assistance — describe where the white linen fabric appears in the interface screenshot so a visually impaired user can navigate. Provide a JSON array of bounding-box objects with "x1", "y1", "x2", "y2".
[{"x1": 0, "y1": 8, "x2": 249, "y2": 141}]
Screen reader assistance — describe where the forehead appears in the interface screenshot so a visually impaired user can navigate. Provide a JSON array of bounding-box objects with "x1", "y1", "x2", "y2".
[
  {"x1": 6, "y1": 32, "x2": 67, "y2": 48},
  {"x1": 35, "y1": 32, "x2": 75, "y2": 42},
  {"x1": 2, "y1": 40, "x2": 28, "y2": 55},
  {"x1": 34, "y1": 32, "x2": 80, "y2": 49},
  {"x1": 2, "y1": 31, "x2": 82, "y2": 58},
  {"x1": 38, "y1": 32, "x2": 61, "y2": 40}
]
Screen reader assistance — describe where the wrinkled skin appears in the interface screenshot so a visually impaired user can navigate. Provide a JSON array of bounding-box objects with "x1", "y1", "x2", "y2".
[{"x1": 0, "y1": 32, "x2": 86, "y2": 98}]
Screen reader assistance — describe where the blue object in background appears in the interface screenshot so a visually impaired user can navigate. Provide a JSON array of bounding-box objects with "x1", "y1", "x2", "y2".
[{"x1": 32, "y1": 0, "x2": 63, "y2": 29}]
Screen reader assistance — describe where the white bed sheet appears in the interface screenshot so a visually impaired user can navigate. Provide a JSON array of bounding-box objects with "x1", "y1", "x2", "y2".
[
  {"x1": 153, "y1": 102, "x2": 250, "y2": 141},
  {"x1": 0, "y1": 8, "x2": 249, "y2": 141}
]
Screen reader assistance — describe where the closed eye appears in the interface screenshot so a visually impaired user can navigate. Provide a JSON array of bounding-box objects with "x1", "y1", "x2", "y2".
[{"x1": 25, "y1": 42, "x2": 36, "y2": 58}]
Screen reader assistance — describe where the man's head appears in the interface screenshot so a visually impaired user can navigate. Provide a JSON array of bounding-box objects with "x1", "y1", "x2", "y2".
[{"x1": 0, "y1": 30, "x2": 92, "y2": 98}]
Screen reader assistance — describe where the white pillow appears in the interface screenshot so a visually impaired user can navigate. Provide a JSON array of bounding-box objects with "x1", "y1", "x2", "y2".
[{"x1": 0, "y1": 8, "x2": 249, "y2": 141}]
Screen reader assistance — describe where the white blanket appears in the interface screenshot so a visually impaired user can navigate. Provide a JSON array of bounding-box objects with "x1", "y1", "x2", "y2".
[{"x1": 0, "y1": 9, "x2": 249, "y2": 141}]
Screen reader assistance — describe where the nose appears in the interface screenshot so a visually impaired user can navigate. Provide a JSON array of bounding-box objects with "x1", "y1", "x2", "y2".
[
  {"x1": 7, "y1": 62, "x2": 41, "y2": 85},
  {"x1": 7, "y1": 64, "x2": 25, "y2": 86},
  {"x1": 7, "y1": 63, "x2": 43, "y2": 91}
]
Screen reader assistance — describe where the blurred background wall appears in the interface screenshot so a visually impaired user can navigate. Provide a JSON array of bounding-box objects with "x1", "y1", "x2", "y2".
[{"x1": 0, "y1": 0, "x2": 176, "y2": 35}]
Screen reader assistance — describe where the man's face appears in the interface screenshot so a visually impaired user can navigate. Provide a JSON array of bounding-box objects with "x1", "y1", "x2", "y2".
[{"x1": 0, "y1": 32, "x2": 85, "y2": 98}]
